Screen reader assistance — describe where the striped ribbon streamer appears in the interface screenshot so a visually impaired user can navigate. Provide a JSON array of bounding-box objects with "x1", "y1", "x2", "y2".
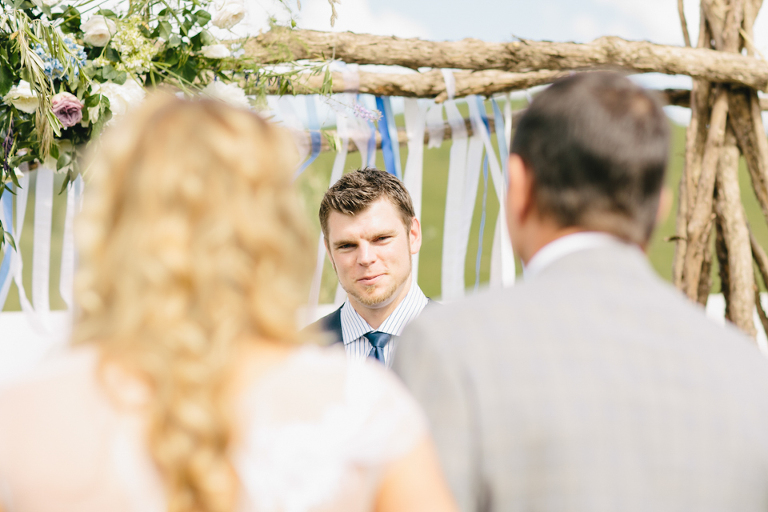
[
  {"x1": 492, "y1": 97, "x2": 509, "y2": 177},
  {"x1": 59, "y1": 175, "x2": 83, "y2": 310},
  {"x1": 402, "y1": 98, "x2": 427, "y2": 283},
  {"x1": 375, "y1": 96, "x2": 402, "y2": 178},
  {"x1": 295, "y1": 95, "x2": 322, "y2": 179},
  {"x1": 276, "y1": 96, "x2": 310, "y2": 172},
  {"x1": 32, "y1": 166, "x2": 54, "y2": 330},
  {"x1": 0, "y1": 186, "x2": 13, "y2": 310},
  {"x1": 467, "y1": 98, "x2": 515, "y2": 288},
  {"x1": 475, "y1": 157, "x2": 489, "y2": 291},
  {"x1": 366, "y1": 121, "x2": 376, "y2": 167},
  {"x1": 12, "y1": 171, "x2": 43, "y2": 333},
  {"x1": 475, "y1": 96, "x2": 494, "y2": 290},
  {"x1": 456, "y1": 101, "x2": 485, "y2": 295},
  {"x1": 440, "y1": 98, "x2": 470, "y2": 302},
  {"x1": 426, "y1": 103, "x2": 445, "y2": 148},
  {"x1": 308, "y1": 107, "x2": 349, "y2": 311}
]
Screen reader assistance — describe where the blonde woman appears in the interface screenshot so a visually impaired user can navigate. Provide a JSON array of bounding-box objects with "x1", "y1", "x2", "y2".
[{"x1": 0, "y1": 95, "x2": 457, "y2": 512}]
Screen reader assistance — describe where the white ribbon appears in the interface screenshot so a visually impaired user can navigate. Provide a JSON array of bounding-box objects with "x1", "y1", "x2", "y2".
[
  {"x1": 440, "y1": 98, "x2": 469, "y2": 302},
  {"x1": 426, "y1": 103, "x2": 444, "y2": 149},
  {"x1": 441, "y1": 69, "x2": 457, "y2": 101},
  {"x1": 308, "y1": 106, "x2": 349, "y2": 311},
  {"x1": 403, "y1": 98, "x2": 427, "y2": 283},
  {"x1": 0, "y1": 191, "x2": 13, "y2": 309},
  {"x1": 59, "y1": 175, "x2": 83, "y2": 310},
  {"x1": 341, "y1": 63, "x2": 360, "y2": 94},
  {"x1": 467, "y1": 99, "x2": 516, "y2": 288},
  {"x1": 276, "y1": 96, "x2": 311, "y2": 167},
  {"x1": 11, "y1": 170, "x2": 45, "y2": 333},
  {"x1": 504, "y1": 93, "x2": 513, "y2": 162},
  {"x1": 32, "y1": 166, "x2": 54, "y2": 329}
]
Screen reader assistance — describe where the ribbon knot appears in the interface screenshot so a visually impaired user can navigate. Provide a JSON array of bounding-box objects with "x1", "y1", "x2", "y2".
[{"x1": 366, "y1": 331, "x2": 391, "y2": 364}]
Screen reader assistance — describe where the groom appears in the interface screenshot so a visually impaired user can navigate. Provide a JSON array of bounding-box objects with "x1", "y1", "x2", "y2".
[
  {"x1": 308, "y1": 167, "x2": 429, "y2": 367},
  {"x1": 395, "y1": 72, "x2": 768, "y2": 511}
]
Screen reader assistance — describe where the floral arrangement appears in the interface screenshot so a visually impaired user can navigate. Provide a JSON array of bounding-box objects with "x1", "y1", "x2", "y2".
[{"x1": 0, "y1": 0, "x2": 344, "y2": 248}]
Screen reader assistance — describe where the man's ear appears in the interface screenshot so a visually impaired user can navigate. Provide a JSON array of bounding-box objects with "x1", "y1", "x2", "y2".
[
  {"x1": 324, "y1": 237, "x2": 337, "y2": 274},
  {"x1": 507, "y1": 154, "x2": 536, "y2": 226},
  {"x1": 408, "y1": 217, "x2": 422, "y2": 255}
]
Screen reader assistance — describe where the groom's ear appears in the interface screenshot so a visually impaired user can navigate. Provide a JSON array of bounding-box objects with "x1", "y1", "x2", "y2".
[
  {"x1": 507, "y1": 153, "x2": 536, "y2": 225},
  {"x1": 324, "y1": 237, "x2": 338, "y2": 273}
]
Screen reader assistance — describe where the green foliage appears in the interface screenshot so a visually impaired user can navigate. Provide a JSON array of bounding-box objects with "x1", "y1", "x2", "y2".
[{"x1": 0, "y1": 0, "x2": 343, "y2": 252}]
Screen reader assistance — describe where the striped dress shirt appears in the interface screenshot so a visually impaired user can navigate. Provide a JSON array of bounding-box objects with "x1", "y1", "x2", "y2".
[{"x1": 339, "y1": 282, "x2": 429, "y2": 367}]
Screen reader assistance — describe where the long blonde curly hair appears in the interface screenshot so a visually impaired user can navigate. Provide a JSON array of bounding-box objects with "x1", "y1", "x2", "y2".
[{"x1": 72, "y1": 94, "x2": 315, "y2": 512}]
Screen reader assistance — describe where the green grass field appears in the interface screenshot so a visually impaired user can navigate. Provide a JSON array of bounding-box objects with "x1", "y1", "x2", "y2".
[{"x1": 3, "y1": 102, "x2": 768, "y2": 311}]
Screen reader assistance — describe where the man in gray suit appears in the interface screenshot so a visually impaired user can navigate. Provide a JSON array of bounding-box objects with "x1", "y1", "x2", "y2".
[{"x1": 394, "y1": 72, "x2": 768, "y2": 512}]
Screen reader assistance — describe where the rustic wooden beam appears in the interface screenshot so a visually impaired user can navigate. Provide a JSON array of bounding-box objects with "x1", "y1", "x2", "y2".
[
  {"x1": 243, "y1": 27, "x2": 768, "y2": 90},
  {"x1": 252, "y1": 69, "x2": 568, "y2": 102}
]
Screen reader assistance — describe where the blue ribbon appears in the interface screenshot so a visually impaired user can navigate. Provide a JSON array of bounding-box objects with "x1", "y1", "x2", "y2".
[
  {"x1": 375, "y1": 96, "x2": 401, "y2": 178},
  {"x1": 294, "y1": 96, "x2": 322, "y2": 179},
  {"x1": 0, "y1": 185, "x2": 14, "y2": 310}
]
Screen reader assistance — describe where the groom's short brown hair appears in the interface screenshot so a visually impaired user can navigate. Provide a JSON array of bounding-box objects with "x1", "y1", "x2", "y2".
[{"x1": 319, "y1": 167, "x2": 415, "y2": 239}]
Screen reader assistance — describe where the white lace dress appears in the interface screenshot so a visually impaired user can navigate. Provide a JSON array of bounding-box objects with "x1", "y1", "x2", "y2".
[{"x1": 0, "y1": 345, "x2": 427, "y2": 512}]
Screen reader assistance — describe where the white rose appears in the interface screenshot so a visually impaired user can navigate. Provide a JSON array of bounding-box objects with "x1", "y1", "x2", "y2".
[
  {"x1": 201, "y1": 44, "x2": 231, "y2": 59},
  {"x1": 3, "y1": 81, "x2": 39, "y2": 114},
  {"x1": 81, "y1": 15, "x2": 117, "y2": 47},
  {"x1": 211, "y1": 0, "x2": 245, "y2": 29},
  {"x1": 92, "y1": 79, "x2": 146, "y2": 122},
  {"x1": 201, "y1": 81, "x2": 250, "y2": 110},
  {"x1": 31, "y1": 0, "x2": 62, "y2": 7}
]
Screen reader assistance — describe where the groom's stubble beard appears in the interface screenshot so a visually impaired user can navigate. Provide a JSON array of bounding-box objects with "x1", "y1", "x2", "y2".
[{"x1": 336, "y1": 244, "x2": 413, "y2": 308}]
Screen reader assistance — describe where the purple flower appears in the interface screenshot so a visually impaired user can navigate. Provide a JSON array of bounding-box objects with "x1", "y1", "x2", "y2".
[
  {"x1": 51, "y1": 92, "x2": 84, "y2": 128},
  {"x1": 352, "y1": 103, "x2": 382, "y2": 122}
]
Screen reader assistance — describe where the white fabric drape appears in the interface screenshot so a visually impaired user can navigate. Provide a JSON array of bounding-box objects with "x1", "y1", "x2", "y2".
[{"x1": 402, "y1": 98, "x2": 427, "y2": 283}]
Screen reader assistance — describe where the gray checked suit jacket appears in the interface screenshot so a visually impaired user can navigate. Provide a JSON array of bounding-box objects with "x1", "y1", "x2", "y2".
[{"x1": 393, "y1": 240, "x2": 768, "y2": 512}]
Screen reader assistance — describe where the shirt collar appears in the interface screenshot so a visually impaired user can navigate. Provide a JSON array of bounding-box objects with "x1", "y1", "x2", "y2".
[
  {"x1": 523, "y1": 232, "x2": 626, "y2": 280},
  {"x1": 339, "y1": 281, "x2": 429, "y2": 345}
]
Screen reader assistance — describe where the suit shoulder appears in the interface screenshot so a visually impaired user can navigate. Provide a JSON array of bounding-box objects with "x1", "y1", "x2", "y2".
[{"x1": 303, "y1": 306, "x2": 344, "y2": 345}]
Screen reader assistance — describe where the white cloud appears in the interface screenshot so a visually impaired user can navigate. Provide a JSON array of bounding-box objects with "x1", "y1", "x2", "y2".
[
  {"x1": 571, "y1": 14, "x2": 602, "y2": 41},
  {"x1": 593, "y1": 0, "x2": 687, "y2": 44},
  {"x1": 225, "y1": 0, "x2": 432, "y2": 39}
]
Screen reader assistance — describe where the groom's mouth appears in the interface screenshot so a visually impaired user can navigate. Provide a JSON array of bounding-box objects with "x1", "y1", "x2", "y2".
[{"x1": 357, "y1": 274, "x2": 384, "y2": 286}]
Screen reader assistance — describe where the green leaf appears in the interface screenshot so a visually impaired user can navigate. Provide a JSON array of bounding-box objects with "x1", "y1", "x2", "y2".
[
  {"x1": 195, "y1": 10, "x2": 211, "y2": 26},
  {"x1": 157, "y1": 21, "x2": 173, "y2": 40},
  {"x1": 168, "y1": 34, "x2": 182, "y2": 48},
  {"x1": 96, "y1": 9, "x2": 117, "y2": 17},
  {"x1": 0, "y1": 61, "x2": 13, "y2": 98},
  {"x1": 114, "y1": 71, "x2": 127, "y2": 85},
  {"x1": 58, "y1": 169, "x2": 72, "y2": 194},
  {"x1": 200, "y1": 30, "x2": 216, "y2": 46},
  {"x1": 84, "y1": 94, "x2": 101, "y2": 108},
  {"x1": 105, "y1": 47, "x2": 120, "y2": 62},
  {"x1": 4, "y1": 229, "x2": 16, "y2": 252},
  {"x1": 103, "y1": 65, "x2": 118, "y2": 80}
]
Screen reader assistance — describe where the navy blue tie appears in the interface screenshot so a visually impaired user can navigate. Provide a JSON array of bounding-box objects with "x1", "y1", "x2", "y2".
[{"x1": 366, "y1": 331, "x2": 391, "y2": 363}]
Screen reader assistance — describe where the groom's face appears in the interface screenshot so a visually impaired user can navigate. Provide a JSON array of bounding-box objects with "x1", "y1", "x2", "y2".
[{"x1": 325, "y1": 197, "x2": 421, "y2": 310}]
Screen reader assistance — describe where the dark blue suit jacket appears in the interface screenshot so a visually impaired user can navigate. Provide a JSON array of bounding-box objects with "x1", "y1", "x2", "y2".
[{"x1": 305, "y1": 299, "x2": 435, "y2": 346}]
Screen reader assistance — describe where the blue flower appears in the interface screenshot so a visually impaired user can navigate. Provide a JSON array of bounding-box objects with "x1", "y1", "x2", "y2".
[{"x1": 33, "y1": 36, "x2": 87, "y2": 81}]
